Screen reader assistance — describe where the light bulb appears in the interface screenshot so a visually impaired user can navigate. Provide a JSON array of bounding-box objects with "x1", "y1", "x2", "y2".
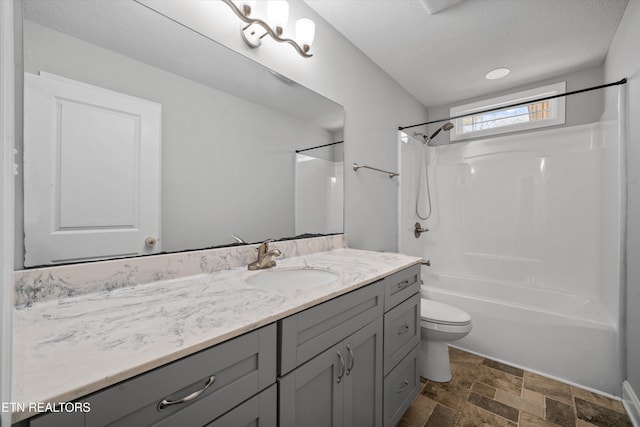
[
  {"x1": 267, "y1": 0, "x2": 289, "y2": 34},
  {"x1": 295, "y1": 18, "x2": 315, "y2": 51}
]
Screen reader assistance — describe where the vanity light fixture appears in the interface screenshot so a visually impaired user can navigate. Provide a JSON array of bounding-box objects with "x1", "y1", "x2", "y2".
[{"x1": 222, "y1": 0, "x2": 315, "y2": 58}]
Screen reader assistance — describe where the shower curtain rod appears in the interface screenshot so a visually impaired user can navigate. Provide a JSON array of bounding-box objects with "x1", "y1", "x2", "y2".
[
  {"x1": 398, "y1": 78, "x2": 627, "y2": 131},
  {"x1": 295, "y1": 141, "x2": 344, "y2": 153}
]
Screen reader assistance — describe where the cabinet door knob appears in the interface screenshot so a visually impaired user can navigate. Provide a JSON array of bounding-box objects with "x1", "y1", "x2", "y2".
[
  {"x1": 157, "y1": 375, "x2": 216, "y2": 410},
  {"x1": 145, "y1": 237, "x2": 157, "y2": 247}
]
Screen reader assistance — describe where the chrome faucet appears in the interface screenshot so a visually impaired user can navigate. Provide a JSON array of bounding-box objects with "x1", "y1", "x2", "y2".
[{"x1": 248, "y1": 240, "x2": 282, "y2": 270}]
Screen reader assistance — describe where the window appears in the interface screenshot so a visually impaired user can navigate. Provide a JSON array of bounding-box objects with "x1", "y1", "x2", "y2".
[{"x1": 450, "y1": 82, "x2": 566, "y2": 141}]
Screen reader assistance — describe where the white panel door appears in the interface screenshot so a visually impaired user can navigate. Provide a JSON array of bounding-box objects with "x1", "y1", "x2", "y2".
[{"x1": 23, "y1": 72, "x2": 161, "y2": 266}]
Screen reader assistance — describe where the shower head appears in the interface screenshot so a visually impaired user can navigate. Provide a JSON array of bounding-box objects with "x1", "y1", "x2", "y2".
[
  {"x1": 427, "y1": 122, "x2": 454, "y2": 142},
  {"x1": 412, "y1": 122, "x2": 454, "y2": 145}
]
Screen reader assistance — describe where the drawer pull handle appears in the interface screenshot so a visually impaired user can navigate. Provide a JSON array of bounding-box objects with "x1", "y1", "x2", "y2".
[
  {"x1": 346, "y1": 344, "x2": 355, "y2": 375},
  {"x1": 397, "y1": 280, "x2": 412, "y2": 289},
  {"x1": 157, "y1": 375, "x2": 216, "y2": 410},
  {"x1": 337, "y1": 351, "x2": 345, "y2": 383},
  {"x1": 397, "y1": 380, "x2": 410, "y2": 393},
  {"x1": 397, "y1": 324, "x2": 410, "y2": 335}
]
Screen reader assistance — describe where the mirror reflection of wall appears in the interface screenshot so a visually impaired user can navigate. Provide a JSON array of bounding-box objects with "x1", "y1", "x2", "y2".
[
  {"x1": 295, "y1": 141, "x2": 344, "y2": 236},
  {"x1": 17, "y1": 1, "x2": 344, "y2": 269}
]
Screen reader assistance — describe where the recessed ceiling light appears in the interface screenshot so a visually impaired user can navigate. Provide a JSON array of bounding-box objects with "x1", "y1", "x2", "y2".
[{"x1": 485, "y1": 68, "x2": 511, "y2": 80}]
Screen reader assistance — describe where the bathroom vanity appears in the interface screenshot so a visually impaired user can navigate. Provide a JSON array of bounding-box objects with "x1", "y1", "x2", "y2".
[
  {"x1": 11, "y1": 238, "x2": 421, "y2": 426},
  {"x1": 278, "y1": 264, "x2": 420, "y2": 427}
]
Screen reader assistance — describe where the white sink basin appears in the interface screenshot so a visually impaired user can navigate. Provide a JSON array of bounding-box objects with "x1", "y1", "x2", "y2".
[{"x1": 246, "y1": 267, "x2": 339, "y2": 291}]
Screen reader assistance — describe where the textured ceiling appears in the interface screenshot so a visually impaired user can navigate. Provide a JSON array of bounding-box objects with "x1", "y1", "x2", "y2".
[{"x1": 305, "y1": 0, "x2": 629, "y2": 108}]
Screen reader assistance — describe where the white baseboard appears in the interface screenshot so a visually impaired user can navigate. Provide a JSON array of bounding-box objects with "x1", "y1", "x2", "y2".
[{"x1": 624, "y1": 380, "x2": 640, "y2": 427}]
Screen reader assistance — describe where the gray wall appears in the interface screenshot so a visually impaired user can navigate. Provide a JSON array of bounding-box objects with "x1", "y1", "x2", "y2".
[
  {"x1": 425, "y1": 65, "x2": 605, "y2": 144},
  {"x1": 20, "y1": 21, "x2": 336, "y2": 266},
  {"x1": 189, "y1": 1, "x2": 428, "y2": 253},
  {"x1": 604, "y1": 0, "x2": 640, "y2": 406}
]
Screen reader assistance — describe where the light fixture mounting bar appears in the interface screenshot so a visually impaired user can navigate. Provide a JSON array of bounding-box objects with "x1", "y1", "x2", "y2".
[{"x1": 221, "y1": 0, "x2": 312, "y2": 58}]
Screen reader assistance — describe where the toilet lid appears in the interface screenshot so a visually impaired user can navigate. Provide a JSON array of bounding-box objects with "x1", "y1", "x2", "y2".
[{"x1": 421, "y1": 299, "x2": 471, "y2": 325}]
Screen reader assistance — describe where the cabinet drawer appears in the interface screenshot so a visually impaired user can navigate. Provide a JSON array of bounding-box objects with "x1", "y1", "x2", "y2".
[
  {"x1": 28, "y1": 410, "x2": 84, "y2": 427},
  {"x1": 84, "y1": 323, "x2": 276, "y2": 427},
  {"x1": 382, "y1": 265, "x2": 421, "y2": 312},
  {"x1": 205, "y1": 383, "x2": 276, "y2": 427},
  {"x1": 383, "y1": 345, "x2": 420, "y2": 427},
  {"x1": 383, "y1": 293, "x2": 420, "y2": 376},
  {"x1": 279, "y1": 281, "x2": 383, "y2": 375}
]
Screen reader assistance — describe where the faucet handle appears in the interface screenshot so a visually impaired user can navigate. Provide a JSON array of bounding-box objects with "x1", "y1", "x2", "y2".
[{"x1": 257, "y1": 239, "x2": 275, "y2": 255}]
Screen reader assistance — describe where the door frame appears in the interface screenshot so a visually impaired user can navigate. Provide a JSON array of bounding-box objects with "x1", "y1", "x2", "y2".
[{"x1": 0, "y1": 0, "x2": 15, "y2": 425}]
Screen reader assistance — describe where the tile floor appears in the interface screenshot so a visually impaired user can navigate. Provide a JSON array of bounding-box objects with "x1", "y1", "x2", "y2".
[{"x1": 397, "y1": 347, "x2": 633, "y2": 427}]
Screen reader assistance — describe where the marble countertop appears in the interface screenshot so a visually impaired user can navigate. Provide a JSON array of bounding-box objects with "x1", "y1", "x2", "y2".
[{"x1": 12, "y1": 247, "x2": 420, "y2": 421}]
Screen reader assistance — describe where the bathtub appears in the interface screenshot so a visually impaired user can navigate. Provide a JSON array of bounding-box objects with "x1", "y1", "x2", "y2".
[{"x1": 421, "y1": 270, "x2": 622, "y2": 396}]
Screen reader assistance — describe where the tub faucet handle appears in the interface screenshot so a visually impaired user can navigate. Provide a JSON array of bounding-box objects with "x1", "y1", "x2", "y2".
[
  {"x1": 414, "y1": 222, "x2": 428, "y2": 238},
  {"x1": 420, "y1": 259, "x2": 431, "y2": 267}
]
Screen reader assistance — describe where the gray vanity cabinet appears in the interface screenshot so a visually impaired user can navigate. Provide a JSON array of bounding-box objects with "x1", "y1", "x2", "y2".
[
  {"x1": 277, "y1": 280, "x2": 384, "y2": 426},
  {"x1": 277, "y1": 264, "x2": 422, "y2": 427},
  {"x1": 381, "y1": 265, "x2": 421, "y2": 427},
  {"x1": 22, "y1": 323, "x2": 277, "y2": 427},
  {"x1": 278, "y1": 318, "x2": 383, "y2": 427}
]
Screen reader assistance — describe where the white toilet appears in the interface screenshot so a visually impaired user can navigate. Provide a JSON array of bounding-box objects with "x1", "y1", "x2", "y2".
[{"x1": 419, "y1": 297, "x2": 472, "y2": 382}]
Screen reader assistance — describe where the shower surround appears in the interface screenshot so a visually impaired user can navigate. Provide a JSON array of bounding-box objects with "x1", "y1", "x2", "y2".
[{"x1": 399, "y1": 118, "x2": 623, "y2": 396}]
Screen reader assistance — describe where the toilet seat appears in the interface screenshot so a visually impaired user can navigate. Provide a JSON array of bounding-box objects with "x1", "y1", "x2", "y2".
[{"x1": 420, "y1": 299, "x2": 471, "y2": 326}]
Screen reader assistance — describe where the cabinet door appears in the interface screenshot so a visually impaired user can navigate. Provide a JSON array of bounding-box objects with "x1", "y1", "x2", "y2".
[
  {"x1": 343, "y1": 318, "x2": 383, "y2": 427},
  {"x1": 205, "y1": 384, "x2": 276, "y2": 427},
  {"x1": 278, "y1": 343, "x2": 344, "y2": 427}
]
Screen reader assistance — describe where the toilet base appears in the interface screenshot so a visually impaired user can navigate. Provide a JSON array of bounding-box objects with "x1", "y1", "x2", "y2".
[{"x1": 420, "y1": 339, "x2": 452, "y2": 382}]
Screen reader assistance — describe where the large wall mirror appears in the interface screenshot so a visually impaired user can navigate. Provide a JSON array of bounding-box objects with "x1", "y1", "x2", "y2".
[{"x1": 17, "y1": 0, "x2": 344, "y2": 268}]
